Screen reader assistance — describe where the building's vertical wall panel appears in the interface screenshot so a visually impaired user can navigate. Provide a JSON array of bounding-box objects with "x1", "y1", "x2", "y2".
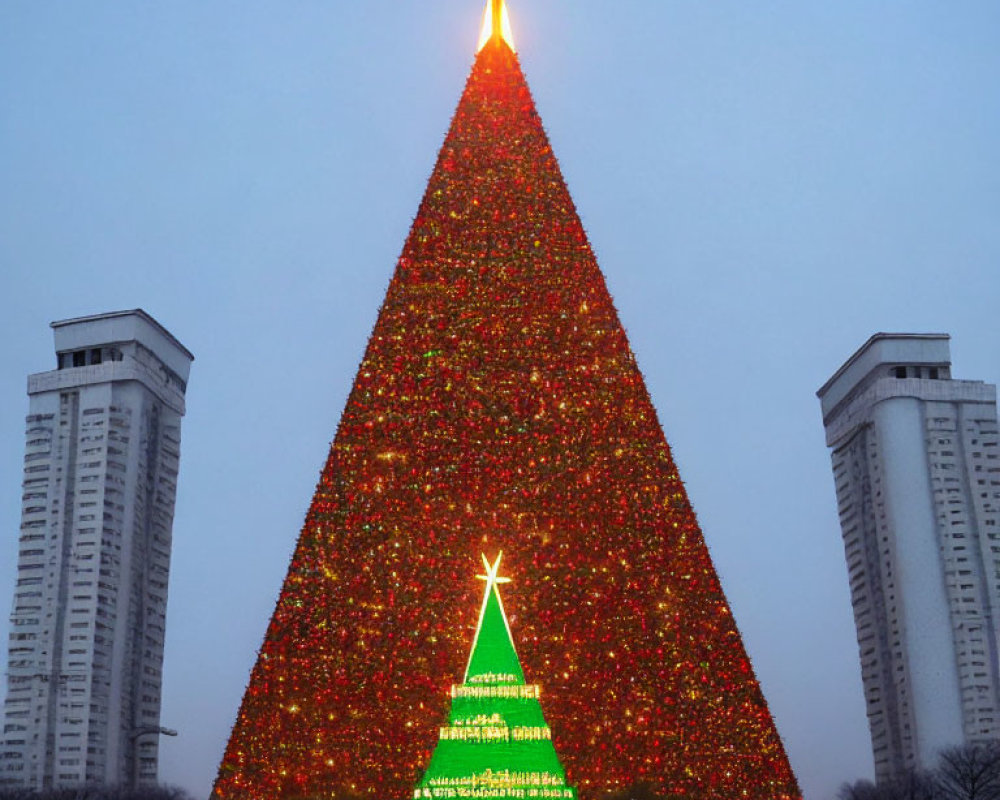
[{"x1": 876, "y1": 398, "x2": 964, "y2": 768}]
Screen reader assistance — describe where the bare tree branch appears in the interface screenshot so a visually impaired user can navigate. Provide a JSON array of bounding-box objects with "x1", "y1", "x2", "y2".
[{"x1": 936, "y1": 742, "x2": 1000, "y2": 800}]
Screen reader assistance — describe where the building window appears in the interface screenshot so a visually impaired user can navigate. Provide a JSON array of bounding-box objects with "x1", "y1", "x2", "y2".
[
  {"x1": 72, "y1": 351, "x2": 86, "y2": 368},
  {"x1": 894, "y1": 366, "x2": 907, "y2": 379}
]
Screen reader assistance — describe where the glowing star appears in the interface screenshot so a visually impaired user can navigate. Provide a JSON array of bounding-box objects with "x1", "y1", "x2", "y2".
[
  {"x1": 477, "y1": 0, "x2": 516, "y2": 52},
  {"x1": 477, "y1": 551, "x2": 512, "y2": 592}
]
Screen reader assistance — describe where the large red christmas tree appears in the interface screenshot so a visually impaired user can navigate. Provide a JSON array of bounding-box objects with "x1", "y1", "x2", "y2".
[{"x1": 214, "y1": 3, "x2": 801, "y2": 799}]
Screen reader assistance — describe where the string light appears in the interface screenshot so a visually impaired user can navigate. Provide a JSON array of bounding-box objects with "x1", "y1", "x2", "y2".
[{"x1": 452, "y1": 685, "x2": 541, "y2": 700}]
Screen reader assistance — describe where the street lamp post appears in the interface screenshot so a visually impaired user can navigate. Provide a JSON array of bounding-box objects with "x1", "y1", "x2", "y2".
[{"x1": 130, "y1": 726, "x2": 178, "y2": 791}]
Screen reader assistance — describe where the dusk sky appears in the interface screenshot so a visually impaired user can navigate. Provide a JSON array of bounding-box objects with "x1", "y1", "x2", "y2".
[{"x1": 1, "y1": 2, "x2": 998, "y2": 798}]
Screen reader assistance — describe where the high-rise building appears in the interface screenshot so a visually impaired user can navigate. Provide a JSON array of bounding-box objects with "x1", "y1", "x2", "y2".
[
  {"x1": 817, "y1": 333, "x2": 1000, "y2": 782},
  {"x1": 1, "y1": 309, "x2": 193, "y2": 789}
]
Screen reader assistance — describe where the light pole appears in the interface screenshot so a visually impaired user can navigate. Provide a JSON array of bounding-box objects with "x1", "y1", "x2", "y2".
[{"x1": 130, "y1": 726, "x2": 178, "y2": 791}]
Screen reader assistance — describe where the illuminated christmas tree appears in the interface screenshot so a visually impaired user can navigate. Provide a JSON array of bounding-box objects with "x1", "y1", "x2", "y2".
[
  {"x1": 214, "y1": 2, "x2": 801, "y2": 799},
  {"x1": 414, "y1": 553, "x2": 576, "y2": 800}
]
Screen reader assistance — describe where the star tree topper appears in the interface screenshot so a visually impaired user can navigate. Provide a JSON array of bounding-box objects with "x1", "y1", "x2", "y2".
[{"x1": 477, "y1": 0, "x2": 516, "y2": 52}]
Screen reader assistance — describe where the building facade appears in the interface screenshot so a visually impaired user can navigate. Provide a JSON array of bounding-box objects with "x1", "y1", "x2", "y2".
[
  {"x1": 2, "y1": 310, "x2": 193, "y2": 789},
  {"x1": 818, "y1": 333, "x2": 1000, "y2": 782}
]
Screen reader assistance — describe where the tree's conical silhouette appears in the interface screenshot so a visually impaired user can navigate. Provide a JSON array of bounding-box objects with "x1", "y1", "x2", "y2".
[
  {"x1": 213, "y1": 7, "x2": 801, "y2": 800},
  {"x1": 414, "y1": 553, "x2": 576, "y2": 799}
]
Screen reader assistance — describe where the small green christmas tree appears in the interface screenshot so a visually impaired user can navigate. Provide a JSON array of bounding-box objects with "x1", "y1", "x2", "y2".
[{"x1": 415, "y1": 554, "x2": 576, "y2": 800}]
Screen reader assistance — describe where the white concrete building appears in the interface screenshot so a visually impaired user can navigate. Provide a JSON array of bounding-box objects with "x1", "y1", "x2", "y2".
[
  {"x1": 1, "y1": 310, "x2": 192, "y2": 789},
  {"x1": 818, "y1": 333, "x2": 1000, "y2": 783}
]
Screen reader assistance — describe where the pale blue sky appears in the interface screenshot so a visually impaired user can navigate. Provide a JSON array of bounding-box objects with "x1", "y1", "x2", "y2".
[{"x1": 1, "y1": 3, "x2": 998, "y2": 798}]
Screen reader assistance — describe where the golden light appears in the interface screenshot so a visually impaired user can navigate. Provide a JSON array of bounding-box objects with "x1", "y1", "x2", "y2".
[{"x1": 477, "y1": 0, "x2": 516, "y2": 52}]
